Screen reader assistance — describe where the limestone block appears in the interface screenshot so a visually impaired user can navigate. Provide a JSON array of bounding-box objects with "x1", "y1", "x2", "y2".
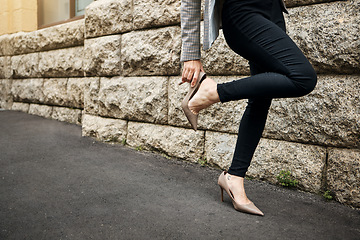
[
  {"x1": 5, "y1": 20, "x2": 84, "y2": 55},
  {"x1": 264, "y1": 75, "x2": 360, "y2": 148},
  {"x1": 202, "y1": 30, "x2": 250, "y2": 76},
  {"x1": 11, "y1": 102, "x2": 30, "y2": 113},
  {"x1": 84, "y1": 77, "x2": 101, "y2": 115},
  {"x1": 205, "y1": 131, "x2": 326, "y2": 192},
  {"x1": 67, "y1": 78, "x2": 87, "y2": 108},
  {"x1": 36, "y1": 19, "x2": 84, "y2": 52},
  {"x1": 121, "y1": 26, "x2": 181, "y2": 76},
  {"x1": 82, "y1": 114, "x2": 127, "y2": 142},
  {"x1": 0, "y1": 56, "x2": 11, "y2": 79},
  {"x1": 327, "y1": 148, "x2": 360, "y2": 208},
  {"x1": 286, "y1": 0, "x2": 360, "y2": 74},
  {"x1": 168, "y1": 76, "x2": 246, "y2": 132},
  {"x1": 11, "y1": 52, "x2": 40, "y2": 78},
  {"x1": 0, "y1": 79, "x2": 13, "y2": 109},
  {"x1": 85, "y1": 0, "x2": 133, "y2": 38},
  {"x1": 28, "y1": 103, "x2": 53, "y2": 118},
  {"x1": 43, "y1": 78, "x2": 68, "y2": 106},
  {"x1": 6, "y1": 31, "x2": 39, "y2": 55},
  {"x1": 84, "y1": 35, "x2": 121, "y2": 76},
  {"x1": 38, "y1": 46, "x2": 84, "y2": 77},
  {"x1": 204, "y1": 131, "x2": 237, "y2": 169},
  {"x1": 98, "y1": 76, "x2": 168, "y2": 124},
  {"x1": 51, "y1": 106, "x2": 82, "y2": 125},
  {"x1": 0, "y1": 34, "x2": 12, "y2": 56},
  {"x1": 248, "y1": 138, "x2": 326, "y2": 192},
  {"x1": 127, "y1": 121, "x2": 204, "y2": 161},
  {"x1": 133, "y1": 0, "x2": 181, "y2": 30},
  {"x1": 11, "y1": 79, "x2": 44, "y2": 103}
]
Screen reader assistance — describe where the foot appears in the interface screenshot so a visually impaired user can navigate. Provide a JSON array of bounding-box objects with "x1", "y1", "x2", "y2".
[
  {"x1": 226, "y1": 173, "x2": 252, "y2": 205},
  {"x1": 188, "y1": 77, "x2": 220, "y2": 114}
]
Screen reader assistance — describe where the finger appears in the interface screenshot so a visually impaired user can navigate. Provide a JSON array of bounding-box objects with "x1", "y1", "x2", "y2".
[
  {"x1": 186, "y1": 71, "x2": 194, "y2": 83},
  {"x1": 182, "y1": 68, "x2": 188, "y2": 82},
  {"x1": 191, "y1": 71, "x2": 199, "y2": 87}
]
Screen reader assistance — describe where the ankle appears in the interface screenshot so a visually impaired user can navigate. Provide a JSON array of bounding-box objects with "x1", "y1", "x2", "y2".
[{"x1": 206, "y1": 81, "x2": 220, "y2": 103}]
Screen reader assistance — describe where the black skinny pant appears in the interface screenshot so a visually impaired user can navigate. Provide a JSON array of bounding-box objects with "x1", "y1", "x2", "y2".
[{"x1": 217, "y1": 0, "x2": 317, "y2": 177}]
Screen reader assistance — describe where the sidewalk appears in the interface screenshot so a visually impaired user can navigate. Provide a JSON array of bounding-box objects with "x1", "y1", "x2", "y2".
[{"x1": 0, "y1": 110, "x2": 359, "y2": 240}]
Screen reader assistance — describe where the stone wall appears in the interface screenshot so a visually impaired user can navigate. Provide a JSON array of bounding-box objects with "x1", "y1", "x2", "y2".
[{"x1": 0, "y1": 0, "x2": 359, "y2": 208}]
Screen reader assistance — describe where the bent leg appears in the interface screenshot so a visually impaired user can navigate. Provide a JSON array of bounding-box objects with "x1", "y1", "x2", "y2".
[{"x1": 218, "y1": 11, "x2": 317, "y2": 102}]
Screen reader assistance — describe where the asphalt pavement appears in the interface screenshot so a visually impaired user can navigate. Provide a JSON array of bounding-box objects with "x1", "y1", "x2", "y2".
[{"x1": 1, "y1": 110, "x2": 359, "y2": 239}]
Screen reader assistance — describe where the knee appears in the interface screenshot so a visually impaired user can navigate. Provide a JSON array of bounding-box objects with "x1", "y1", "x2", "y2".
[{"x1": 296, "y1": 68, "x2": 317, "y2": 96}]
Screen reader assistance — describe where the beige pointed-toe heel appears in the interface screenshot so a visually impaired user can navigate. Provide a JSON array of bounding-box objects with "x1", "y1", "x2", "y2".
[
  {"x1": 181, "y1": 72, "x2": 206, "y2": 131},
  {"x1": 218, "y1": 171, "x2": 264, "y2": 216}
]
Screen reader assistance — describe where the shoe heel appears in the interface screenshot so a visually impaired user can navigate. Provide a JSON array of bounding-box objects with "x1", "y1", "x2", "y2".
[{"x1": 220, "y1": 186, "x2": 224, "y2": 202}]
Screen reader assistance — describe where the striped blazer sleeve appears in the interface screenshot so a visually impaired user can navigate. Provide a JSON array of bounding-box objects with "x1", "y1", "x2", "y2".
[{"x1": 180, "y1": 0, "x2": 202, "y2": 62}]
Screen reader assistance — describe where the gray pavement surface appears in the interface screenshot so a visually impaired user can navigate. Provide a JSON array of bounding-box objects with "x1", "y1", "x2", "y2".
[{"x1": 0, "y1": 110, "x2": 359, "y2": 240}]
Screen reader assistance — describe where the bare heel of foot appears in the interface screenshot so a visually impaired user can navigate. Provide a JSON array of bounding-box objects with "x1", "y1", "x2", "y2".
[{"x1": 188, "y1": 77, "x2": 220, "y2": 114}]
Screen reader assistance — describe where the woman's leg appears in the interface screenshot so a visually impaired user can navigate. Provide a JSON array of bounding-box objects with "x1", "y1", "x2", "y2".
[
  {"x1": 189, "y1": 0, "x2": 316, "y2": 178},
  {"x1": 217, "y1": 0, "x2": 316, "y2": 102},
  {"x1": 220, "y1": 0, "x2": 316, "y2": 178},
  {"x1": 228, "y1": 99, "x2": 272, "y2": 177}
]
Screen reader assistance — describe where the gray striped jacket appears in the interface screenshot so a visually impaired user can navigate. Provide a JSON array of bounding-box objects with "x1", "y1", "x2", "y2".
[{"x1": 180, "y1": 0, "x2": 288, "y2": 62}]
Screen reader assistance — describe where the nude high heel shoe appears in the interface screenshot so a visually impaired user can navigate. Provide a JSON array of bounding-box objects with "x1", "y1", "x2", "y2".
[
  {"x1": 218, "y1": 171, "x2": 264, "y2": 216},
  {"x1": 181, "y1": 72, "x2": 206, "y2": 131}
]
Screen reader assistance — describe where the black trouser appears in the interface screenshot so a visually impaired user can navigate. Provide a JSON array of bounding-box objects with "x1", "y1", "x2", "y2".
[{"x1": 217, "y1": 0, "x2": 317, "y2": 177}]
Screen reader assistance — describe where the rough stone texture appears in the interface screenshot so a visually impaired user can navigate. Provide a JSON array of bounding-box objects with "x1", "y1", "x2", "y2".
[
  {"x1": 7, "y1": 20, "x2": 84, "y2": 55},
  {"x1": 82, "y1": 114, "x2": 128, "y2": 142},
  {"x1": 38, "y1": 47, "x2": 84, "y2": 78},
  {"x1": 0, "y1": 56, "x2": 11, "y2": 79},
  {"x1": 133, "y1": 0, "x2": 181, "y2": 29},
  {"x1": 11, "y1": 102, "x2": 30, "y2": 113},
  {"x1": 202, "y1": 29, "x2": 250, "y2": 76},
  {"x1": 127, "y1": 121, "x2": 205, "y2": 162},
  {"x1": 264, "y1": 75, "x2": 360, "y2": 148},
  {"x1": 85, "y1": 0, "x2": 133, "y2": 38},
  {"x1": 121, "y1": 26, "x2": 181, "y2": 76},
  {"x1": 327, "y1": 148, "x2": 360, "y2": 208},
  {"x1": 34, "y1": 19, "x2": 85, "y2": 52},
  {"x1": 0, "y1": 34, "x2": 12, "y2": 56},
  {"x1": 67, "y1": 78, "x2": 88, "y2": 109},
  {"x1": 84, "y1": 77, "x2": 101, "y2": 115},
  {"x1": 84, "y1": 35, "x2": 121, "y2": 76},
  {"x1": 51, "y1": 106, "x2": 82, "y2": 125},
  {"x1": 11, "y1": 52, "x2": 40, "y2": 78},
  {"x1": 205, "y1": 131, "x2": 326, "y2": 192},
  {"x1": 248, "y1": 138, "x2": 326, "y2": 193},
  {"x1": 11, "y1": 79, "x2": 44, "y2": 103},
  {"x1": 43, "y1": 78, "x2": 68, "y2": 106},
  {"x1": 0, "y1": 79, "x2": 13, "y2": 109},
  {"x1": 98, "y1": 76, "x2": 168, "y2": 124},
  {"x1": 168, "y1": 76, "x2": 246, "y2": 132},
  {"x1": 204, "y1": 131, "x2": 237, "y2": 169},
  {"x1": 286, "y1": 0, "x2": 360, "y2": 74},
  {"x1": 28, "y1": 104, "x2": 53, "y2": 119}
]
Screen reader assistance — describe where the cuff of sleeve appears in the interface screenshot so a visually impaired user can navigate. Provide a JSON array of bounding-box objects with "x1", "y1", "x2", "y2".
[{"x1": 180, "y1": 48, "x2": 201, "y2": 62}]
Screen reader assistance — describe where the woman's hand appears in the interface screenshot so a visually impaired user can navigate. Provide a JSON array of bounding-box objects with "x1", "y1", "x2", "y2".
[{"x1": 181, "y1": 60, "x2": 204, "y2": 87}]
